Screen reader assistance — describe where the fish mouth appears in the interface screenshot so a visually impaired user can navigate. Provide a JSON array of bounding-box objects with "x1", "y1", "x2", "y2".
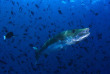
[
  {"x1": 74, "y1": 28, "x2": 90, "y2": 41},
  {"x1": 75, "y1": 33, "x2": 90, "y2": 41},
  {"x1": 81, "y1": 28, "x2": 90, "y2": 37},
  {"x1": 78, "y1": 28, "x2": 90, "y2": 36}
]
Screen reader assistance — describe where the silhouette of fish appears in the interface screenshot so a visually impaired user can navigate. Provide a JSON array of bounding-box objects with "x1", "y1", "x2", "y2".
[{"x1": 3, "y1": 32, "x2": 15, "y2": 40}]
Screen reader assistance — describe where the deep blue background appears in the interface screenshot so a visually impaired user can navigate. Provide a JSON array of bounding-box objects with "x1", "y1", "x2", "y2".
[{"x1": 0, "y1": 0, "x2": 110, "y2": 74}]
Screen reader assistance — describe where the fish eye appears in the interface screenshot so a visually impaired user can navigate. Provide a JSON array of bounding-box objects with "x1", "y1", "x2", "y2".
[{"x1": 86, "y1": 29, "x2": 89, "y2": 32}]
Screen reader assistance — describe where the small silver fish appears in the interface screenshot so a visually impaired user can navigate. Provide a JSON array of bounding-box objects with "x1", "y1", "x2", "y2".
[{"x1": 33, "y1": 28, "x2": 90, "y2": 63}]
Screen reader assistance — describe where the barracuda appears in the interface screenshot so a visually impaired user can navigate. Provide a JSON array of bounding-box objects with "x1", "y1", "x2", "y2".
[{"x1": 33, "y1": 28, "x2": 90, "y2": 63}]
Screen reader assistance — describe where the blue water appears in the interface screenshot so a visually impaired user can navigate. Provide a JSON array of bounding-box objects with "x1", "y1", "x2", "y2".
[{"x1": 0, "y1": 0, "x2": 110, "y2": 74}]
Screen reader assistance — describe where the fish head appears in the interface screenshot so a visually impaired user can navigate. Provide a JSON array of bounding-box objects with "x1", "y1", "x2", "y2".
[
  {"x1": 64, "y1": 28, "x2": 90, "y2": 45},
  {"x1": 72, "y1": 28, "x2": 90, "y2": 42}
]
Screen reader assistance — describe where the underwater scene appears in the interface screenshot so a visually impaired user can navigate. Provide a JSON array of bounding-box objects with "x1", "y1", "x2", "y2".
[{"x1": 0, "y1": 0, "x2": 110, "y2": 74}]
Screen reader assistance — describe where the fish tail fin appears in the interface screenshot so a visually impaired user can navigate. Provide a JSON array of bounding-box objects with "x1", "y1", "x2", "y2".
[{"x1": 33, "y1": 47, "x2": 40, "y2": 65}]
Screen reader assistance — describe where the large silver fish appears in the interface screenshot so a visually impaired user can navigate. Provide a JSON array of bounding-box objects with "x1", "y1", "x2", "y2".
[{"x1": 33, "y1": 28, "x2": 90, "y2": 63}]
